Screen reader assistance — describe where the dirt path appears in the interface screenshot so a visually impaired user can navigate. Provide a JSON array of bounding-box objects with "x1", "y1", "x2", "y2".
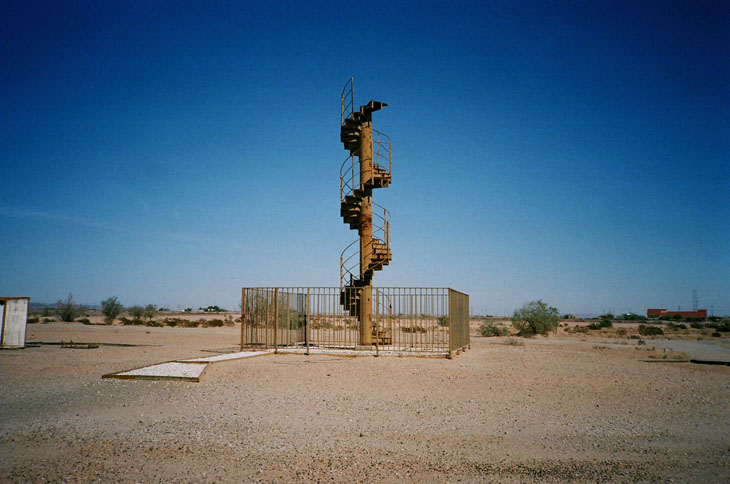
[{"x1": 2, "y1": 323, "x2": 729, "y2": 483}]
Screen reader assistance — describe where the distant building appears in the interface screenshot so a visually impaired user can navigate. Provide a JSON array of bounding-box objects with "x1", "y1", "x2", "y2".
[{"x1": 647, "y1": 308, "x2": 707, "y2": 319}]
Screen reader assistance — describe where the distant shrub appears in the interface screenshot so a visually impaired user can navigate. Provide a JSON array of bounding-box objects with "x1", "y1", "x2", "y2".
[
  {"x1": 666, "y1": 322, "x2": 687, "y2": 330},
  {"x1": 438, "y1": 316, "x2": 450, "y2": 327},
  {"x1": 511, "y1": 300, "x2": 560, "y2": 336},
  {"x1": 56, "y1": 293, "x2": 85, "y2": 322},
  {"x1": 120, "y1": 317, "x2": 134, "y2": 325},
  {"x1": 588, "y1": 319, "x2": 612, "y2": 330},
  {"x1": 615, "y1": 328, "x2": 627, "y2": 337},
  {"x1": 638, "y1": 324, "x2": 664, "y2": 336},
  {"x1": 43, "y1": 317, "x2": 54, "y2": 323},
  {"x1": 183, "y1": 320, "x2": 200, "y2": 328},
  {"x1": 707, "y1": 321, "x2": 730, "y2": 332},
  {"x1": 145, "y1": 320, "x2": 163, "y2": 327},
  {"x1": 711, "y1": 331, "x2": 721, "y2": 337},
  {"x1": 207, "y1": 319, "x2": 224, "y2": 327},
  {"x1": 502, "y1": 337, "x2": 524, "y2": 346},
  {"x1": 128, "y1": 306, "x2": 144, "y2": 319},
  {"x1": 101, "y1": 296, "x2": 124, "y2": 324},
  {"x1": 690, "y1": 322, "x2": 704, "y2": 329},
  {"x1": 401, "y1": 325, "x2": 426, "y2": 333},
  {"x1": 78, "y1": 318, "x2": 91, "y2": 325},
  {"x1": 566, "y1": 325, "x2": 589, "y2": 334},
  {"x1": 163, "y1": 318, "x2": 184, "y2": 327},
  {"x1": 27, "y1": 317, "x2": 40, "y2": 324},
  {"x1": 479, "y1": 321, "x2": 508, "y2": 337}
]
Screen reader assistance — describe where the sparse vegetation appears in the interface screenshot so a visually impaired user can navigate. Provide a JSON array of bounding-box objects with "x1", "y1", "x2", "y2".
[
  {"x1": 479, "y1": 321, "x2": 508, "y2": 337},
  {"x1": 401, "y1": 325, "x2": 426, "y2": 333},
  {"x1": 101, "y1": 296, "x2": 124, "y2": 324},
  {"x1": 56, "y1": 293, "x2": 84, "y2": 322},
  {"x1": 144, "y1": 304, "x2": 157, "y2": 320},
  {"x1": 128, "y1": 306, "x2": 144, "y2": 320},
  {"x1": 502, "y1": 337, "x2": 524, "y2": 346},
  {"x1": 27, "y1": 317, "x2": 40, "y2": 324},
  {"x1": 511, "y1": 300, "x2": 560, "y2": 336},
  {"x1": 587, "y1": 318, "x2": 613, "y2": 330},
  {"x1": 638, "y1": 324, "x2": 664, "y2": 336},
  {"x1": 438, "y1": 316, "x2": 450, "y2": 327}
]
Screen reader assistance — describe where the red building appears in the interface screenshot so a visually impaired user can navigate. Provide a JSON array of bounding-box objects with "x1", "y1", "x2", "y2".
[{"x1": 646, "y1": 308, "x2": 707, "y2": 319}]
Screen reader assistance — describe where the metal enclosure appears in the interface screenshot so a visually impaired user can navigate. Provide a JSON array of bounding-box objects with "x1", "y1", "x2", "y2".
[
  {"x1": 241, "y1": 287, "x2": 469, "y2": 357},
  {"x1": 1, "y1": 297, "x2": 30, "y2": 349}
]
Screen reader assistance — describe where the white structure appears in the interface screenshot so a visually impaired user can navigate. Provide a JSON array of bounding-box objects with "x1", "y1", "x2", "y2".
[{"x1": 1, "y1": 297, "x2": 29, "y2": 349}]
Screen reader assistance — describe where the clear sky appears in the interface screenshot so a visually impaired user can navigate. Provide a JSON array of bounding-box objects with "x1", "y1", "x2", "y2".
[{"x1": 1, "y1": 0, "x2": 728, "y2": 316}]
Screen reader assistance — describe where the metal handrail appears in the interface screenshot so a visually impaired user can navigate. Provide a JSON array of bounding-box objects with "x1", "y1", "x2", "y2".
[
  {"x1": 341, "y1": 77, "x2": 354, "y2": 127},
  {"x1": 339, "y1": 129, "x2": 391, "y2": 203}
]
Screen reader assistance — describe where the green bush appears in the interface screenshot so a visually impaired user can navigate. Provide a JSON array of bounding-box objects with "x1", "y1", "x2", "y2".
[
  {"x1": 78, "y1": 318, "x2": 91, "y2": 325},
  {"x1": 183, "y1": 320, "x2": 200, "y2": 328},
  {"x1": 690, "y1": 322, "x2": 704, "y2": 329},
  {"x1": 27, "y1": 317, "x2": 40, "y2": 324},
  {"x1": 587, "y1": 319, "x2": 613, "y2": 330},
  {"x1": 479, "y1": 321, "x2": 508, "y2": 337},
  {"x1": 638, "y1": 324, "x2": 664, "y2": 336},
  {"x1": 56, "y1": 293, "x2": 84, "y2": 322},
  {"x1": 145, "y1": 320, "x2": 163, "y2": 327},
  {"x1": 207, "y1": 319, "x2": 224, "y2": 327},
  {"x1": 511, "y1": 300, "x2": 560, "y2": 336},
  {"x1": 438, "y1": 316, "x2": 450, "y2": 327},
  {"x1": 101, "y1": 296, "x2": 124, "y2": 324},
  {"x1": 128, "y1": 306, "x2": 144, "y2": 319},
  {"x1": 711, "y1": 331, "x2": 721, "y2": 337}
]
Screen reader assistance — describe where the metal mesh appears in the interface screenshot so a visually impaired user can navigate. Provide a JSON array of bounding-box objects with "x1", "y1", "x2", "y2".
[{"x1": 241, "y1": 287, "x2": 469, "y2": 356}]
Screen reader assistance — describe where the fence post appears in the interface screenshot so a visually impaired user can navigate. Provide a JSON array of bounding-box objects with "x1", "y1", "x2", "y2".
[
  {"x1": 306, "y1": 288, "x2": 310, "y2": 355},
  {"x1": 273, "y1": 288, "x2": 278, "y2": 354}
]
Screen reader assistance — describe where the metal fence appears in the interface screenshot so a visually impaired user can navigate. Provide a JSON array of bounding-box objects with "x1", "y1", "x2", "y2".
[{"x1": 241, "y1": 287, "x2": 470, "y2": 357}]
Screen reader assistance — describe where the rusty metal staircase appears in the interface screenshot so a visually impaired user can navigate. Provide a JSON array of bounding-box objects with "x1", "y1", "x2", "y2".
[{"x1": 338, "y1": 78, "x2": 392, "y2": 345}]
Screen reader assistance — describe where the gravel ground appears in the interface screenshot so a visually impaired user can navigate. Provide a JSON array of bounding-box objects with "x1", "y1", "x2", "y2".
[{"x1": 1, "y1": 323, "x2": 729, "y2": 483}]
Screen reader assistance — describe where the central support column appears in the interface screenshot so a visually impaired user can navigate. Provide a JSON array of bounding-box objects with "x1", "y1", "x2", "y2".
[{"x1": 359, "y1": 120, "x2": 373, "y2": 345}]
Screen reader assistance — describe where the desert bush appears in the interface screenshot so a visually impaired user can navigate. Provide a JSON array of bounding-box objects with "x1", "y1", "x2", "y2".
[
  {"x1": 207, "y1": 319, "x2": 224, "y2": 327},
  {"x1": 711, "y1": 331, "x2": 721, "y2": 337},
  {"x1": 56, "y1": 293, "x2": 84, "y2": 322},
  {"x1": 128, "y1": 306, "x2": 144, "y2": 319},
  {"x1": 690, "y1": 321, "x2": 704, "y2": 329},
  {"x1": 144, "y1": 304, "x2": 157, "y2": 320},
  {"x1": 502, "y1": 337, "x2": 524, "y2": 346},
  {"x1": 401, "y1": 325, "x2": 426, "y2": 333},
  {"x1": 438, "y1": 316, "x2": 450, "y2": 327},
  {"x1": 566, "y1": 325, "x2": 589, "y2": 334},
  {"x1": 638, "y1": 324, "x2": 664, "y2": 336},
  {"x1": 587, "y1": 318, "x2": 613, "y2": 330},
  {"x1": 78, "y1": 318, "x2": 91, "y2": 325},
  {"x1": 27, "y1": 317, "x2": 39, "y2": 324},
  {"x1": 666, "y1": 322, "x2": 687, "y2": 331},
  {"x1": 616, "y1": 327, "x2": 627, "y2": 337},
  {"x1": 511, "y1": 300, "x2": 560, "y2": 336},
  {"x1": 479, "y1": 321, "x2": 508, "y2": 337},
  {"x1": 120, "y1": 317, "x2": 133, "y2": 325},
  {"x1": 145, "y1": 320, "x2": 163, "y2": 327},
  {"x1": 43, "y1": 317, "x2": 54, "y2": 323},
  {"x1": 163, "y1": 318, "x2": 185, "y2": 327},
  {"x1": 101, "y1": 296, "x2": 124, "y2": 324},
  {"x1": 183, "y1": 320, "x2": 200, "y2": 328}
]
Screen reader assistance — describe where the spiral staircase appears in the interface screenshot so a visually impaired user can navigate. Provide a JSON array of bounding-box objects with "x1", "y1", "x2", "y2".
[{"x1": 338, "y1": 78, "x2": 392, "y2": 344}]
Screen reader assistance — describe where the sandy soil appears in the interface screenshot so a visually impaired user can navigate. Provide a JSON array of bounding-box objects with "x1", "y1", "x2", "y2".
[{"x1": 1, "y1": 322, "x2": 729, "y2": 483}]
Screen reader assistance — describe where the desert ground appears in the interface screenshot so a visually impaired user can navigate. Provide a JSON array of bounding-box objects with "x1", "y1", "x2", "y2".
[{"x1": 1, "y1": 317, "x2": 729, "y2": 483}]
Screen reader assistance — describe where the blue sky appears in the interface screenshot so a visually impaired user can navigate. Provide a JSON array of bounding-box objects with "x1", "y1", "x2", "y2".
[{"x1": 1, "y1": 0, "x2": 728, "y2": 316}]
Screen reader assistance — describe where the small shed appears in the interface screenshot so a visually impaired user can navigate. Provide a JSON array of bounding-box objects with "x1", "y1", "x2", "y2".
[{"x1": 1, "y1": 297, "x2": 30, "y2": 349}]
